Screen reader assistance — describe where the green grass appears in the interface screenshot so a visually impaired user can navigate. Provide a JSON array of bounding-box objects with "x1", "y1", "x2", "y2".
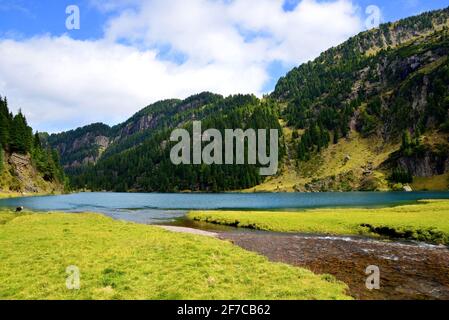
[
  {"x1": 0, "y1": 211, "x2": 30, "y2": 225},
  {"x1": 247, "y1": 130, "x2": 396, "y2": 192},
  {"x1": 0, "y1": 191, "x2": 58, "y2": 199},
  {"x1": 189, "y1": 200, "x2": 449, "y2": 245},
  {"x1": 412, "y1": 173, "x2": 449, "y2": 191},
  {"x1": 0, "y1": 211, "x2": 350, "y2": 300},
  {"x1": 0, "y1": 192, "x2": 23, "y2": 199}
]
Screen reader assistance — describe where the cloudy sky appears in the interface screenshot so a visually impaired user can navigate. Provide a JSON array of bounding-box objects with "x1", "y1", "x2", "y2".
[{"x1": 0, "y1": 0, "x2": 448, "y2": 133}]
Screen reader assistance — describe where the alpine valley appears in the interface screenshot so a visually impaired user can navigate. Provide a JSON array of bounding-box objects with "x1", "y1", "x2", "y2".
[{"x1": 26, "y1": 7, "x2": 449, "y2": 193}]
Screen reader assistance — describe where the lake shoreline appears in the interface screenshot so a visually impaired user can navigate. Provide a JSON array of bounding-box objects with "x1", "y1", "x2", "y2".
[
  {"x1": 3, "y1": 191, "x2": 449, "y2": 213},
  {"x1": 0, "y1": 191, "x2": 67, "y2": 200}
]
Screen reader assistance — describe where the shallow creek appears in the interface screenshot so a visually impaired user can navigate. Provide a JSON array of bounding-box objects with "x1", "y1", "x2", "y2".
[
  {"x1": 216, "y1": 231, "x2": 449, "y2": 300},
  {"x1": 165, "y1": 218, "x2": 449, "y2": 300}
]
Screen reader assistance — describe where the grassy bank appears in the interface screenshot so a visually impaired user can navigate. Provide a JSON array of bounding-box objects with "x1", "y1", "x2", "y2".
[
  {"x1": 0, "y1": 210, "x2": 350, "y2": 300},
  {"x1": 0, "y1": 192, "x2": 25, "y2": 199},
  {"x1": 411, "y1": 173, "x2": 449, "y2": 191},
  {"x1": 189, "y1": 200, "x2": 449, "y2": 245},
  {"x1": 0, "y1": 191, "x2": 62, "y2": 199}
]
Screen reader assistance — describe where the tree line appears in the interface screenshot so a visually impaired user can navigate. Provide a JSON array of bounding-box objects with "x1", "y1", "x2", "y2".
[
  {"x1": 0, "y1": 95, "x2": 66, "y2": 185},
  {"x1": 69, "y1": 95, "x2": 284, "y2": 192}
]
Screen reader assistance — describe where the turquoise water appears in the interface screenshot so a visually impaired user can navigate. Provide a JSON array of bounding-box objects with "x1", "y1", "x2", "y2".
[{"x1": 1, "y1": 191, "x2": 449, "y2": 224}]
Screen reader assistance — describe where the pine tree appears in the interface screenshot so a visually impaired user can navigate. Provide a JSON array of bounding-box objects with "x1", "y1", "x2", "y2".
[
  {"x1": 0, "y1": 112, "x2": 8, "y2": 148},
  {"x1": 0, "y1": 144, "x2": 4, "y2": 174},
  {"x1": 333, "y1": 128, "x2": 340, "y2": 144},
  {"x1": 34, "y1": 132, "x2": 42, "y2": 149},
  {"x1": 401, "y1": 130, "x2": 413, "y2": 156},
  {"x1": 0, "y1": 97, "x2": 10, "y2": 148},
  {"x1": 10, "y1": 111, "x2": 32, "y2": 154},
  {"x1": 402, "y1": 130, "x2": 412, "y2": 148},
  {"x1": 390, "y1": 167, "x2": 413, "y2": 184}
]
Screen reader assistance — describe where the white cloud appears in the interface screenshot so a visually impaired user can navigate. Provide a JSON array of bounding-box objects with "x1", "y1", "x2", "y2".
[
  {"x1": 104, "y1": 0, "x2": 361, "y2": 65},
  {"x1": 0, "y1": 35, "x2": 266, "y2": 132},
  {"x1": 0, "y1": 0, "x2": 363, "y2": 133}
]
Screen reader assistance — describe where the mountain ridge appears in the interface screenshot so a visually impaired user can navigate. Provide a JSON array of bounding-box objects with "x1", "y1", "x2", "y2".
[{"x1": 44, "y1": 6, "x2": 449, "y2": 192}]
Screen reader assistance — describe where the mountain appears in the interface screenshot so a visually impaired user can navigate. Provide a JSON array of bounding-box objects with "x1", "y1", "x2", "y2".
[
  {"x1": 0, "y1": 96, "x2": 67, "y2": 195},
  {"x1": 265, "y1": 6, "x2": 449, "y2": 192},
  {"x1": 47, "y1": 7, "x2": 449, "y2": 192},
  {"x1": 46, "y1": 92, "x2": 222, "y2": 170},
  {"x1": 46, "y1": 93, "x2": 283, "y2": 192}
]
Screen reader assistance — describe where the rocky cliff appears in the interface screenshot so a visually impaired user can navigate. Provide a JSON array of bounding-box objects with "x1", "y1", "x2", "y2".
[
  {"x1": 0, "y1": 152, "x2": 64, "y2": 194},
  {"x1": 46, "y1": 93, "x2": 222, "y2": 169}
]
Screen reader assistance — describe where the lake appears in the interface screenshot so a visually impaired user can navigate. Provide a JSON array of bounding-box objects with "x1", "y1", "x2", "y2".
[{"x1": 1, "y1": 191, "x2": 449, "y2": 224}]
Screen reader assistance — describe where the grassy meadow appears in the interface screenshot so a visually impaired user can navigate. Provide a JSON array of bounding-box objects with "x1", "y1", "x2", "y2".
[
  {"x1": 0, "y1": 192, "x2": 25, "y2": 199},
  {"x1": 0, "y1": 210, "x2": 350, "y2": 300},
  {"x1": 189, "y1": 200, "x2": 449, "y2": 245},
  {"x1": 0, "y1": 191, "x2": 61, "y2": 200}
]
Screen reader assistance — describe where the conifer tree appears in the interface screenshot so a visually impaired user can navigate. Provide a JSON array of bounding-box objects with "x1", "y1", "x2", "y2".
[
  {"x1": 401, "y1": 130, "x2": 413, "y2": 157},
  {"x1": 10, "y1": 111, "x2": 33, "y2": 154},
  {"x1": 34, "y1": 132, "x2": 42, "y2": 149},
  {"x1": 0, "y1": 97, "x2": 10, "y2": 148},
  {"x1": 0, "y1": 144, "x2": 4, "y2": 174}
]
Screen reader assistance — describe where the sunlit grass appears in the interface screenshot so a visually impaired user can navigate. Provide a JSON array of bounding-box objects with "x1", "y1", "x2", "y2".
[
  {"x1": 0, "y1": 191, "x2": 60, "y2": 199},
  {"x1": 412, "y1": 173, "x2": 449, "y2": 191},
  {"x1": 248, "y1": 130, "x2": 397, "y2": 192},
  {"x1": 189, "y1": 200, "x2": 449, "y2": 244},
  {"x1": 0, "y1": 211, "x2": 350, "y2": 300},
  {"x1": 0, "y1": 192, "x2": 23, "y2": 199}
]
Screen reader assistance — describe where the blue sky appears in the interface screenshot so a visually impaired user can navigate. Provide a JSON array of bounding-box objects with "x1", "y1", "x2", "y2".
[
  {"x1": 2, "y1": 0, "x2": 447, "y2": 41},
  {"x1": 0, "y1": 0, "x2": 448, "y2": 132}
]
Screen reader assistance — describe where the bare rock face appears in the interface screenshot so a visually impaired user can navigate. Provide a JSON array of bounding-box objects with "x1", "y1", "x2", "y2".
[
  {"x1": 9, "y1": 153, "x2": 29, "y2": 168},
  {"x1": 117, "y1": 115, "x2": 157, "y2": 138},
  {"x1": 72, "y1": 133, "x2": 110, "y2": 153},
  {"x1": 2, "y1": 152, "x2": 62, "y2": 194},
  {"x1": 8, "y1": 153, "x2": 39, "y2": 193},
  {"x1": 95, "y1": 136, "x2": 110, "y2": 150},
  {"x1": 397, "y1": 150, "x2": 449, "y2": 177},
  {"x1": 58, "y1": 133, "x2": 110, "y2": 169}
]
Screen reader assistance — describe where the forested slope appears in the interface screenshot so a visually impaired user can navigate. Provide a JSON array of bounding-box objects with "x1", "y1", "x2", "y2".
[
  {"x1": 49, "y1": 94, "x2": 283, "y2": 192},
  {"x1": 48, "y1": 7, "x2": 449, "y2": 192},
  {"x1": 0, "y1": 96, "x2": 66, "y2": 194},
  {"x1": 263, "y1": 7, "x2": 449, "y2": 191}
]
